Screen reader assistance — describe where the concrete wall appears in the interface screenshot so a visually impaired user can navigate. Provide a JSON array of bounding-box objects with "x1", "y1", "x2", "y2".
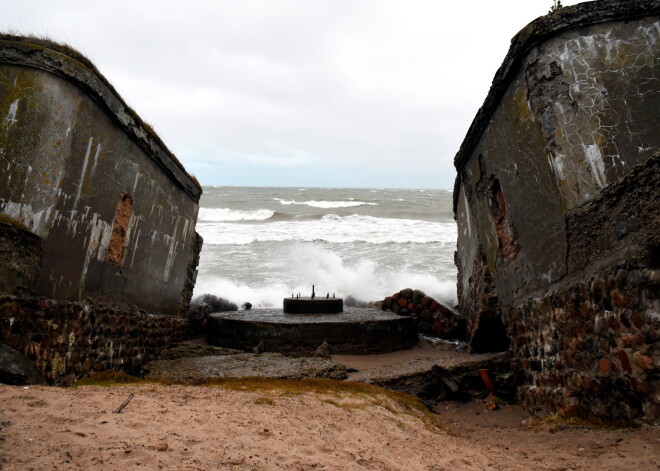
[
  {"x1": 453, "y1": 0, "x2": 659, "y2": 423},
  {"x1": 0, "y1": 37, "x2": 202, "y2": 315}
]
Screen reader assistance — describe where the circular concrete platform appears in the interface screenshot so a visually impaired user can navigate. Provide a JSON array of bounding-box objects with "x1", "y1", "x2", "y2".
[{"x1": 207, "y1": 308, "x2": 417, "y2": 355}]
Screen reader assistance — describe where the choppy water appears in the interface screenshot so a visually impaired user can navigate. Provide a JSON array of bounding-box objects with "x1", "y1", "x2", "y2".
[{"x1": 193, "y1": 186, "x2": 457, "y2": 308}]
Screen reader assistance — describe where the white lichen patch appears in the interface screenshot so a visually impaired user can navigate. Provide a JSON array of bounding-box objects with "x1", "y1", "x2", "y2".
[
  {"x1": 583, "y1": 144, "x2": 607, "y2": 189},
  {"x1": 3, "y1": 99, "x2": 19, "y2": 128}
]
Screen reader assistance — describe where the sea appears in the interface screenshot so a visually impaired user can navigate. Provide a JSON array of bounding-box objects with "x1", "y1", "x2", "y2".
[{"x1": 193, "y1": 186, "x2": 458, "y2": 309}]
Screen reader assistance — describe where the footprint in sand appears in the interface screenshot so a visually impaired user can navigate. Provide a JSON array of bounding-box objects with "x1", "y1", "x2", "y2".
[
  {"x1": 316, "y1": 444, "x2": 334, "y2": 454},
  {"x1": 26, "y1": 399, "x2": 47, "y2": 408}
]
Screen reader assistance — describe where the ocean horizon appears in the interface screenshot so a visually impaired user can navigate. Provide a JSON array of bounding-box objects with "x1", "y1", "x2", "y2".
[{"x1": 193, "y1": 186, "x2": 458, "y2": 309}]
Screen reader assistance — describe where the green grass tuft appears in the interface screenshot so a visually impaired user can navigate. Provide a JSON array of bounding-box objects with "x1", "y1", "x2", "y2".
[
  {"x1": 71, "y1": 374, "x2": 437, "y2": 425},
  {"x1": 254, "y1": 396, "x2": 275, "y2": 405},
  {"x1": 73, "y1": 371, "x2": 168, "y2": 387}
]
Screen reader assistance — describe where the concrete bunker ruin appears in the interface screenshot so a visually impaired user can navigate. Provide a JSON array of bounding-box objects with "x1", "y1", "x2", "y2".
[
  {"x1": 0, "y1": 2, "x2": 657, "y2": 428},
  {"x1": 454, "y1": 0, "x2": 659, "y2": 423},
  {"x1": 208, "y1": 288, "x2": 417, "y2": 355},
  {"x1": 0, "y1": 35, "x2": 203, "y2": 383}
]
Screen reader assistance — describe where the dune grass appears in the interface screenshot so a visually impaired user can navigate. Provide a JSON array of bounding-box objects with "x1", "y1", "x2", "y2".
[
  {"x1": 540, "y1": 413, "x2": 620, "y2": 430},
  {"x1": 73, "y1": 371, "x2": 436, "y2": 424}
]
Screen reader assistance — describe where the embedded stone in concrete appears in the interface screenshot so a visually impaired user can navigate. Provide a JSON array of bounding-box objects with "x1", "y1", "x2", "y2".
[
  {"x1": 283, "y1": 297, "x2": 344, "y2": 314},
  {"x1": 207, "y1": 308, "x2": 417, "y2": 355}
]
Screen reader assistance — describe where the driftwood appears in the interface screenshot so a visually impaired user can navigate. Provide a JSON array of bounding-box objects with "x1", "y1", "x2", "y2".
[{"x1": 113, "y1": 394, "x2": 134, "y2": 414}]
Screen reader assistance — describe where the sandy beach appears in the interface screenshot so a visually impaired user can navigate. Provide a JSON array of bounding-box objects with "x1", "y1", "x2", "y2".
[{"x1": 1, "y1": 382, "x2": 657, "y2": 471}]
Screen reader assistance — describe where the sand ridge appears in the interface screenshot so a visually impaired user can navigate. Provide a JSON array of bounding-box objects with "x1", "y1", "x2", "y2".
[{"x1": 0, "y1": 384, "x2": 658, "y2": 470}]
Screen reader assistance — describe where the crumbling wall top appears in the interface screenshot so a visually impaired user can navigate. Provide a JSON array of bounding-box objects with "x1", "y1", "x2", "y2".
[
  {"x1": 452, "y1": 0, "x2": 660, "y2": 210},
  {"x1": 0, "y1": 34, "x2": 202, "y2": 202}
]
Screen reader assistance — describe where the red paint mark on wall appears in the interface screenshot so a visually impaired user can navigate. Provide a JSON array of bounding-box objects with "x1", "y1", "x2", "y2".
[
  {"x1": 489, "y1": 179, "x2": 519, "y2": 260},
  {"x1": 107, "y1": 192, "x2": 133, "y2": 266}
]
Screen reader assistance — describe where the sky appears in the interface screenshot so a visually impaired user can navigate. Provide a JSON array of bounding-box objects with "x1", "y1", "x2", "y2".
[{"x1": 2, "y1": 0, "x2": 582, "y2": 189}]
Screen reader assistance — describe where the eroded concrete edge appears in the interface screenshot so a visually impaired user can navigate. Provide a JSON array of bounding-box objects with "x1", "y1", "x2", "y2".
[
  {"x1": 0, "y1": 37, "x2": 201, "y2": 202},
  {"x1": 453, "y1": 0, "x2": 660, "y2": 209}
]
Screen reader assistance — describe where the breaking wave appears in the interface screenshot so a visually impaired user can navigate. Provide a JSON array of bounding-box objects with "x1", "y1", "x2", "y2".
[
  {"x1": 193, "y1": 244, "x2": 457, "y2": 308},
  {"x1": 274, "y1": 198, "x2": 377, "y2": 209},
  {"x1": 198, "y1": 208, "x2": 275, "y2": 222},
  {"x1": 197, "y1": 214, "x2": 456, "y2": 245}
]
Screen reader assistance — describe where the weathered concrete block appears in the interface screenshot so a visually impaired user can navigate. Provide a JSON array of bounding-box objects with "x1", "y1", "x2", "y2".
[
  {"x1": 0, "y1": 35, "x2": 202, "y2": 315},
  {"x1": 453, "y1": 0, "x2": 660, "y2": 423}
]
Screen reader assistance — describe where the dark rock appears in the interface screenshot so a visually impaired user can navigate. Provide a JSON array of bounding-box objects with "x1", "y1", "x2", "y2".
[
  {"x1": 380, "y1": 289, "x2": 466, "y2": 340},
  {"x1": 418, "y1": 321, "x2": 432, "y2": 332},
  {"x1": 0, "y1": 344, "x2": 43, "y2": 385},
  {"x1": 187, "y1": 294, "x2": 238, "y2": 336},
  {"x1": 312, "y1": 341, "x2": 331, "y2": 358},
  {"x1": 191, "y1": 294, "x2": 238, "y2": 313},
  {"x1": 253, "y1": 339, "x2": 266, "y2": 355},
  {"x1": 412, "y1": 289, "x2": 426, "y2": 304}
]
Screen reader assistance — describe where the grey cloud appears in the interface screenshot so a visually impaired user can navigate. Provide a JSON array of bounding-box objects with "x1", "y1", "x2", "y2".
[{"x1": 1, "y1": 0, "x2": 583, "y2": 188}]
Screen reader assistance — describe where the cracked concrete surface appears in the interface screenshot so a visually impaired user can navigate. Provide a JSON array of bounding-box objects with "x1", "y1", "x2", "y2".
[{"x1": 454, "y1": 1, "x2": 659, "y2": 423}]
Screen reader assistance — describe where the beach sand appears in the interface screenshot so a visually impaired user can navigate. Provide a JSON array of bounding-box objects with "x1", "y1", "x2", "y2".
[{"x1": 1, "y1": 383, "x2": 657, "y2": 470}]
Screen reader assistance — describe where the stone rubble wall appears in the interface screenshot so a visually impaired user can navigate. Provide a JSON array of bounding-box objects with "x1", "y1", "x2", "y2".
[
  {"x1": 510, "y1": 267, "x2": 658, "y2": 423},
  {"x1": 0, "y1": 221, "x2": 42, "y2": 296},
  {"x1": 509, "y1": 154, "x2": 660, "y2": 423},
  {"x1": 0, "y1": 295, "x2": 187, "y2": 384},
  {"x1": 381, "y1": 288, "x2": 465, "y2": 339}
]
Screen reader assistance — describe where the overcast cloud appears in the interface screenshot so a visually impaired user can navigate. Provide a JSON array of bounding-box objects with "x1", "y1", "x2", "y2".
[{"x1": 2, "y1": 0, "x2": 581, "y2": 189}]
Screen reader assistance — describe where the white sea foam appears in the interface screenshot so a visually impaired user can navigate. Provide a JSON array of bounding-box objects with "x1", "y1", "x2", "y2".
[
  {"x1": 194, "y1": 244, "x2": 457, "y2": 308},
  {"x1": 198, "y1": 207, "x2": 274, "y2": 222},
  {"x1": 273, "y1": 198, "x2": 377, "y2": 208},
  {"x1": 197, "y1": 214, "x2": 456, "y2": 245},
  {"x1": 193, "y1": 276, "x2": 292, "y2": 309}
]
